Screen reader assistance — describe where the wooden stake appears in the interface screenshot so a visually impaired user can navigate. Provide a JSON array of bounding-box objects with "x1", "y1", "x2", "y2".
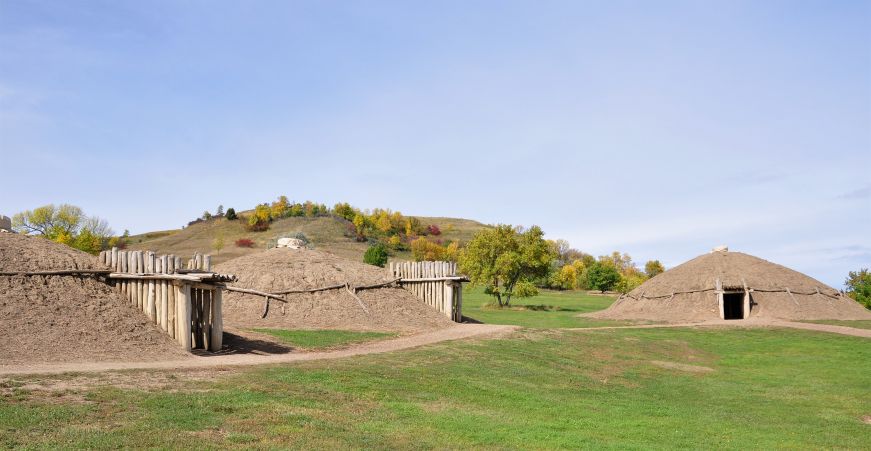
[
  {"x1": 147, "y1": 280, "x2": 156, "y2": 321},
  {"x1": 160, "y1": 281, "x2": 169, "y2": 332},
  {"x1": 210, "y1": 288, "x2": 223, "y2": 352},
  {"x1": 202, "y1": 289, "x2": 211, "y2": 350},
  {"x1": 177, "y1": 283, "x2": 192, "y2": 351}
]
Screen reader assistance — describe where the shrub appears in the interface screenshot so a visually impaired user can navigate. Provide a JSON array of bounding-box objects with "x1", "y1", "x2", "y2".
[
  {"x1": 427, "y1": 224, "x2": 441, "y2": 236},
  {"x1": 226, "y1": 208, "x2": 237, "y2": 220},
  {"x1": 363, "y1": 243, "x2": 389, "y2": 267},
  {"x1": 246, "y1": 204, "x2": 272, "y2": 231},
  {"x1": 235, "y1": 238, "x2": 255, "y2": 248}
]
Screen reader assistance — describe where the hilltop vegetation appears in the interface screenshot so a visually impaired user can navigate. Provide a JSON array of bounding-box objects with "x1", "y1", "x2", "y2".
[{"x1": 126, "y1": 198, "x2": 486, "y2": 265}]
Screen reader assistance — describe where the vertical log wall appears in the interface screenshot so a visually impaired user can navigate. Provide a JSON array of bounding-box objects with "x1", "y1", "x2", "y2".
[
  {"x1": 388, "y1": 261, "x2": 464, "y2": 322},
  {"x1": 99, "y1": 249, "x2": 223, "y2": 352}
]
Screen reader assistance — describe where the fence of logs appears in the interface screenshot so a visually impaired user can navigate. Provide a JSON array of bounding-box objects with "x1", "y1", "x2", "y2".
[
  {"x1": 389, "y1": 261, "x2": 466, "y2": 322},
  {"x1": 98, "y1": 248, "x2": 235, "y2": 352}
]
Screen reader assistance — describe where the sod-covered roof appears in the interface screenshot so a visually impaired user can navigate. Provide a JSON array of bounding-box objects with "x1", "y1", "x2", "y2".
[
  {"x1": 587, "y1": 249, "x2": 871, "y2": 322},
  {"x1": 0, "y1": 233, "x2": 187, "y2": 365},
  {"x1": 215, "y1": 248, "x2": 453, "y2": 332}
]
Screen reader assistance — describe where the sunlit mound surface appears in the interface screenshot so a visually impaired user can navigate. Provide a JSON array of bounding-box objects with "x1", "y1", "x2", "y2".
[
  {"x1": 0, "y1": 233, "x2": 188, "y2": 365},
  {"x1": 215, "y1": 248, "x2": 453, "y2": 332}
]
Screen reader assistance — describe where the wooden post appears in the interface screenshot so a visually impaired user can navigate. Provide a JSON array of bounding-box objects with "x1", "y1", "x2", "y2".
[
  {"x1": 160, "y1": 280, "x2": 169, "y2": 331},
  {"x1": 203, "y1": 255, "x2": 211, "y2": 272},
  {"x1": 137, "y1": 251, "x2": 145, "y2": 310},
  {"x1": 177, "y1": 283, "x2": 192, "y2": 350},
  {"x1": 194, "y1": 289, "x2": 204, "y2": 349},
  {"x1": 716, "y1": 278, "x2": 724, "y2": 320},
  {"x1": 147, "y1": 279, "x2": 156, "y2": 321},
  {"x1": 210, "y1": 288, "x2": 223, "y2": 352},
  {"x1": 202, "y1": 289, "x2": 212, "y2": 350},
  {"x1": 167, "y1": 257, "x2": 175, "y2": 338},
  {"x1": 445, "y1": 281, "x2": 454, "y2": 320},
  {"x1": 456, "y1": 282, "x2": 463, "y2": 322}
]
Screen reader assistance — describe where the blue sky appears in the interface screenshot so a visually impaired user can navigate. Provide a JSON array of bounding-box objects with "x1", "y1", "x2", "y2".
[{"x1": 1, "y1": 0, "x2": 869, "y2": 287}]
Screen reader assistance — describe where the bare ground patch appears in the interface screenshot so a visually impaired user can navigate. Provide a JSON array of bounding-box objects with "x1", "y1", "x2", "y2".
[
  {"x1": 0, "y1": 368, "x2": 229, "y2": 403},
  {"x1": 650, "y1": 360, "x2": 714, "y2": 373}
]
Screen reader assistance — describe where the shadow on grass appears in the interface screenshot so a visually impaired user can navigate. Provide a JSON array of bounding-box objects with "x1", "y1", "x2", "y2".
[
  {"x1": 480, "y1": 303, "x2": 581, "y2": 312},
  {"x1": 193, "y1": 331, "x2": 294, "y2": 357}
]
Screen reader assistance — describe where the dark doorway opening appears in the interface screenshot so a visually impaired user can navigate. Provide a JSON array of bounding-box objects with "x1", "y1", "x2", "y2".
[{"x1": 723, "y1": 293, "x2": 744, "y2": 320}]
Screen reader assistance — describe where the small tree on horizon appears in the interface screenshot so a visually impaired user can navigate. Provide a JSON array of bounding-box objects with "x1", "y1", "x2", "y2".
[
  {"x1": 12, "y1": 204, "x2": 114, "y2": 255},
  {"x1": 644, "y1": 260, "x2": 665, "y2": 278},
  {"x1": 226, "y1": 208, "x2": 237, "y2": 220}
]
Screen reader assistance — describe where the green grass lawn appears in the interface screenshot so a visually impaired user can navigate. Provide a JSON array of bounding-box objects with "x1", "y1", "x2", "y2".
[
  {"x1": 461, "y1": 285, "x2": 640, "y2": 328},
  {"x1": 2, "y1": 327, "x2": 869, "y2": 449},
  {"x1": 800, "y1": 319, "x2": 871, "y2": 330},
  {"x1": 251, "y1": 329, "x2": 396, "y2": 350}
]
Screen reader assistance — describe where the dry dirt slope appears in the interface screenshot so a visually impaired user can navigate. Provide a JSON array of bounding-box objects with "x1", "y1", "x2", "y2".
[
  {"x1": 215, "y1": 248, "x2": 454, "y2": 332},
  {"x1": 0, "y1": 233, "x2": 188, "y2": 366},
  {"x1": 127, "y1": 214, "x2": 487, "y2": 265}
]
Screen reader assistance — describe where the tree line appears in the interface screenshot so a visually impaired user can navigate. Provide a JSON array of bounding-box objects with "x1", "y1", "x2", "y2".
[{"x1": 454, "y1": 224, "x2": 665, "y2": 307}]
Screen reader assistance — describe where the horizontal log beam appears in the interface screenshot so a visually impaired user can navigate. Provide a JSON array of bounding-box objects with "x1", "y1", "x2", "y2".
[
  {"x1": 399, "y1": 276, "x2": 469, "y2": 283},
  {"x1": 0, "y1": 270, "x2": 113, "y2": 276},
  {"x1": 221, "y1": 285, "x2": 288, "y2": 302},
  {"x1": 109, "y1": 273, "x2": 206, "y2": 282}
]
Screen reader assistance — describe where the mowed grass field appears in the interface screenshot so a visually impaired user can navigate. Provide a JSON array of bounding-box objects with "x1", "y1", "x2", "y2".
[
  {"x1": 2, "y1": 290, "x2": 870, "y2": 449},
  {"x1": 461, "y1": 286, "x2": 643, "y2": 328}
]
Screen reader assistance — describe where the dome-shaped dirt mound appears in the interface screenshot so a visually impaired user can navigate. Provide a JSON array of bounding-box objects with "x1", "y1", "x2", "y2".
[
  {"x1": 215, "y1": 248, "x2": 453, "y2": 332},
  {"x1": 587, "y1": 250, "x2": 871, "y2": 322},
  {"x1": 0, "y1": 233, "x2": 188, "y2": 365}
]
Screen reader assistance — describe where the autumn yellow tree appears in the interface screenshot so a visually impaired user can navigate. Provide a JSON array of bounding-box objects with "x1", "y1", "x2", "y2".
[{"x1": 270, "y1": 196, "x2": 289, "y2": 218}]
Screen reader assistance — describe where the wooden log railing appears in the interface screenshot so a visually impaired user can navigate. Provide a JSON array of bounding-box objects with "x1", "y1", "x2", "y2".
[
  {"x1": 98, "y1": 249, "x2": 234, "y2": 352},
  {"x1": 388, "y1": 261, "x2": 466, "y2": 322}
]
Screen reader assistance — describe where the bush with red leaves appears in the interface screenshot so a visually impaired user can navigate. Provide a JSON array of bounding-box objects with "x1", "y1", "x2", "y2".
[
  {"x1": 427, "y1": 224, "x2": 441, "y2": 236},
  {"x1": 235, "y1": 238, "x2": 255, "y2": 248}
]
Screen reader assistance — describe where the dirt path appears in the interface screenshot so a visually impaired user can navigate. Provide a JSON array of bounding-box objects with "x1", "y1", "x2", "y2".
[
  {"x1": 0, "y1": 324, "x2": 517, "y2": 376},
  {"x1": 570, "y1": 319, "x2": 871, "y2": 338}
]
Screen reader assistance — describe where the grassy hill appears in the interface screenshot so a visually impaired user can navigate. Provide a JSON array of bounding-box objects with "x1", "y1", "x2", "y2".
[{"x1": 126, "y1": 214, "x2": 488, "y2": 265}]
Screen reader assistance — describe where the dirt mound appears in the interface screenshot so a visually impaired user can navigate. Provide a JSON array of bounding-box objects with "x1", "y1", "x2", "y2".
[
  {"x1": 0, "y1": 233, "x2": 189, "y2": 365},
  {"x1": 215, "y1": 248, "x2": 453, "y2": 332},
  {"x1": 587, "y1": 250, "x2": 871, "y2": 323}
]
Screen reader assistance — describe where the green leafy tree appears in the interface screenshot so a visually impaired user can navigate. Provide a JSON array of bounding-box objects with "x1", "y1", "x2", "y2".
[
  {"x1": 216, "y1": 205, "x2": 224, "y2": 217},
  {"x1": 644, "y1": 260, "x2": 665, "y2": 278},
  {"x1": 586, "y1": 261, "x2": 621, "y2": 292},
  {"x1": 845, "y1": 268, "x2": 871, "y2": 309},
  {"x1": 459, "y1": 224, "x2": 555, "y2": 307},
  {"x1": 12, "y1": 204, "x2": 113, "y2": 254},
  {"x1": 333, "y1": 202, "x2": 357, "y2": 221},
  {"x1": 225, "y1": 208, "x2": 237, "y2": 220},
  {"x1": 363, "y1": 243, "x2": 389, "y2": 267}
]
